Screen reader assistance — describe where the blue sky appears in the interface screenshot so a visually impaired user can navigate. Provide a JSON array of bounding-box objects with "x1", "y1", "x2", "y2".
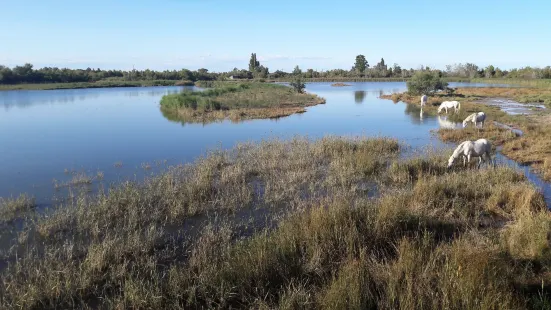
[{"x1": 1, "y1": 0, "x2": 549, "y2": 72}]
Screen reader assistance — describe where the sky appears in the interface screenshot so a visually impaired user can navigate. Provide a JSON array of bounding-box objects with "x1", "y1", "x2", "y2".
[{"x1": 1, "y1": 0, "x2": 550, "y2": 72}]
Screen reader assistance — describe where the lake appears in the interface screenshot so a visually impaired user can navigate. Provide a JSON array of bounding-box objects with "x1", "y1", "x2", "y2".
[{"x1": 1, "y1": 82, "x2": 549, "y2": 206}]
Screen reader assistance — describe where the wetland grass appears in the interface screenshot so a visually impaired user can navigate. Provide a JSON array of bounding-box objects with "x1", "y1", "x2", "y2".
[
  {"x1": 382, "y1": 87, "x2": 551, "y2": 181},
  {"x1": 0, "y1": 136, "x2": 550, "y2": 309},
  {"x1": 160, "y1": 82, "x2": 326, "y2": 124},
  {"x1": 0, "y1": 194, "x2": 36, "y2": 223}
]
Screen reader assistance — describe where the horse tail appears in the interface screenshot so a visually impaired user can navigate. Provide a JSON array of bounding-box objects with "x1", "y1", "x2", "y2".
[{"x1": 457, "y1": 101, "x2": 461, "y2": 109}]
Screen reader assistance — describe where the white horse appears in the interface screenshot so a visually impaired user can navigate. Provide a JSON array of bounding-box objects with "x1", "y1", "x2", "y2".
[
  {"x1": 420, "y1": 94, "x2": 428, "y2": 107},
  {"x1": 438, "y1": 115, "x2": 458, "y2": 129},
  {"x1": 437, "y1": 101, "x2": 461, "y2": 114},
  {"x1": 447, "y1": 138, "x2": 493, "y2": 169},
  {"x1": 462, "y1": 112, "x2": 486, "y2": 128}
]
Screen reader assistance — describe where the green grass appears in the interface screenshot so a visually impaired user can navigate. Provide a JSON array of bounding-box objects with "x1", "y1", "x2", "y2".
[
  {"x1": 1, "y1": 136, "x2": 551, "y2": 309},
  {"x1": 0, "y1": 80, "x2": 191, "y2": 91},
  {"x1": 470, "y1": 78, "x2": 551, "y2": 89},
  {"x1": 270, "y1": 77, "x2": 409, "y2": 82},
  {"x1": 160, "y1": 82, "x2": 326, "y2": 123}
]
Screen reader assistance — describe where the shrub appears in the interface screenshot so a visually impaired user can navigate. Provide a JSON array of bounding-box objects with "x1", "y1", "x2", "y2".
[
  {"x1": 290, "y1": 76, "x2": 305, "y2": 93},
  {"x1": 407, "y1": 72, "x2": 448, "y2": 95}
]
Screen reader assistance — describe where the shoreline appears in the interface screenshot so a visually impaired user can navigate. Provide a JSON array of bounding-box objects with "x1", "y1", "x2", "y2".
[
  {"x1": 0, "y1": 80, "x2": 195, "y2": 91},
  {"x1": 3, "y1": 77, "x2": 549, "y2": 91}
]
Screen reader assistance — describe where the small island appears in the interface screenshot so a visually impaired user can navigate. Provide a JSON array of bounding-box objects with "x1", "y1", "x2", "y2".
[
  {"x1": 331, "y1": 82, "x2": 352, "y2": 87},
  {"x1": 160, "y1": 82, "x2": 325, "y2": 124}
]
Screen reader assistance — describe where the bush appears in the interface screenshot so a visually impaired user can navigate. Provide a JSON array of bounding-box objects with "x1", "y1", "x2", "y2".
[
  {"x1": 290, "y1": 76, "x2": 305, "y2": 93},
  {"x1": 407, "y1": 72, "x2": 448, "y2": 95}
]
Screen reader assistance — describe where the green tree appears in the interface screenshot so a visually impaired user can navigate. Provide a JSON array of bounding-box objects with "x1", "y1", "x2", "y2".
[
  {"x1": 465, "y1": 63, "x2": 480, "y2": 78},
  {"x1": 249, "y1": 53, "x2": 260, "y2": 72},
  {"x1": 406, "y1": 71, "x2": 448, "y2": 95},
  {"x1": 354, "y1": 55, "x2": 368, "y2": 76},
  {"x1": 290, "y1": 76, "x2": 305, "y2": 93},
  {"x1": 292, "y1": 65, "x2": 302, "y2": 76},
  {"x1": 392, "y1": 63, "x2": 402, "y2": 77},
  {"x1": 256, "y1": 65, "x2": 269, "y2": 79},
  {"x1": 484, "y1": 65, "x2": 495, "y2": 78},
  {"x1": 374, "y1": 58, "x2": 388, "y2": 77}
]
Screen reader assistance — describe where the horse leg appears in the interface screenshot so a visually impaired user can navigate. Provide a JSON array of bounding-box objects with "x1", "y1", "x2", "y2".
[
  {"x1": 487, "y1": 151, "x2": 494, "y2": 168},
  {"x1": 467, "y1": 154, "x2": 471, "y2": 168}
]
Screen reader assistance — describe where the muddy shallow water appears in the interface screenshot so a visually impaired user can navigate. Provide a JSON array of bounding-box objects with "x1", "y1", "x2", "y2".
[{"x1": 478, "y1": 97, "x2": 546, "y2": 115}]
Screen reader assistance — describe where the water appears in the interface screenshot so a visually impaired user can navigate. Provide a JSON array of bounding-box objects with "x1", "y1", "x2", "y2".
[
  {"x1": 480, "y1": 98, "x2": 546, "y2": 115},
  {"x1": 1, "y1": 82, "x2": 549, "y2": 206}
]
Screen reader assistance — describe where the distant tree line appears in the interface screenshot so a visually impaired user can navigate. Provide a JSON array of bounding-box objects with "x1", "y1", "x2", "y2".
[
  {"x1": 0, "y1": 64, "x2": 219, "y2": 84},
  {"x1": 1, "y1": 54, "x2": 550, "y2": 85}
]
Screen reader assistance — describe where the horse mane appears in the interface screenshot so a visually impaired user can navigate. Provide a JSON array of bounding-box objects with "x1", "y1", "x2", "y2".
[
  {"x1": 463, "y1": 113, "x2": 476, "y2": 124},
  {"x1": 452, "y1": 141, "x2": 470, "y2": 158}
]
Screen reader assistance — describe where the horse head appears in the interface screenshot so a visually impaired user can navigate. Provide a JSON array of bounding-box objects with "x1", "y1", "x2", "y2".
[{"x1": 447, "y1": 154, "x2": 456, "y2": 169}]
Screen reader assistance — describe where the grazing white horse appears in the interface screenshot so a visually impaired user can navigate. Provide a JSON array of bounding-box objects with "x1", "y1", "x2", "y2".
[
  {"x1": 438, "y1": 115, "x2": 458, "y2": 129},
  {"x1": 462, "y1": 112, "x2": 486, "y2": 128},
  {"x1": 437, "y1": 101, "x2": 461, "y2": 114},
  {"x1": 447, "y1": 138, "x2": 493, "y2": 169},
  {"x1": 420, "y1": 94, "x2": 428, "y2": 107}
]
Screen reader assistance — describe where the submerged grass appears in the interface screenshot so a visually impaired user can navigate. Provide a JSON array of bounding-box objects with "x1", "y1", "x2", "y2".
[
  {"x1": 160, "y1": 82, "x2": 325, "y2": 124},
  {"x1": 0, "y1": 136, "x2": 550, "y2": 309},
  {"x1": 0, "y1": 194, "x2": 36, "y2": 223}
]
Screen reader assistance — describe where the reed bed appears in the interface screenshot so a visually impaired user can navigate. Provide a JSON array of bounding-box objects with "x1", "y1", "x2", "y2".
[
  {"x1": 160, "y1": 83, "x2": 325, "y2": 123},
  {"x1": 1, "y1": 136, "x2": 550, "y2": 309}
]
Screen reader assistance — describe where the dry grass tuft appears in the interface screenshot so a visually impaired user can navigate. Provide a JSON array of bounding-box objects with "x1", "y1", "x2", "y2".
[
  {"x1": 0, "y1": 194, "x2": 36, "y2": 223},
  {"x1": 438, "y1": 122, "x2": 519, "y2": 146}
]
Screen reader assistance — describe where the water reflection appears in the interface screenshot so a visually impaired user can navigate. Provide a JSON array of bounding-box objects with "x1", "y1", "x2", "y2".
[
  {"x1": 0, "y1": 86, "x2": 189, "y2": 111},
  {"x1": 437, "y1": 115, "x2": 461, "y2": 129},
  {"x1": 354, "y1": 91, "x2": 366, "y2": 104},
  {"x1": 403, "y1": 103, "x2": 425, "y2": 125}
]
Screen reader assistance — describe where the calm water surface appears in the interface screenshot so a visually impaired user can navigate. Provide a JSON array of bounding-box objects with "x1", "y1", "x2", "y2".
[{"x1": 1, "y1": 82, "x2": 549, "y2": 205}]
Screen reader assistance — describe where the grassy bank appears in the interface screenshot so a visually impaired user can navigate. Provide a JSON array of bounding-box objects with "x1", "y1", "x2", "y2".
[
  {"x1": 469, "y1": 78, "x2": 551, "y2": 89},
  {"x1": 1, "y1": 136, "x2": 550, "y2": 309},
  {"x1": 160, "y1": 82, "x2": 326, "y2": 124},
  {"x1": 0, "y1": 80, "x2": 194, "y2": 91},
  {"x1": 381, "y1": 87, "x2": 551, "y2": 180},
  {"x1": 269, "y1": 77, "x2": 409, "y2": 83}
]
